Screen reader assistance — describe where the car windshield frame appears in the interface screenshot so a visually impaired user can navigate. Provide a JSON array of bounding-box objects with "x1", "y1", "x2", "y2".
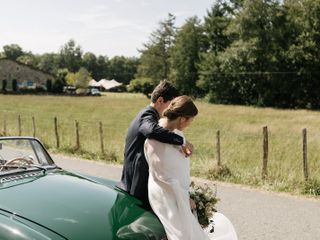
[{"x1": 0, "y1": 137, "x2": 56, "y2": 176}]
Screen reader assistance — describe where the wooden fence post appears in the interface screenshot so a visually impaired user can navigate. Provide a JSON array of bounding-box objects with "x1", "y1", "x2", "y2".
[
  {"x1": 32, "y1": 116, "x2": 36, "y2": 137},
  {"x1": 262, "y1": 126, "x2": 268, "y2": 180},
  {"x1": 75, "y1": 120, "x2": 80, "y2": 149},
  {"x1": 216, "y1": 130, "x2": 221, "y2": 167},
  {"x1": 302, "y1": 128, "x2": 308, "y2": 181},
  {"x1": 99, "y1": 121, "x2": 105, "y2": 154},
  {"x1": 18, "y1": 115, "x2": 21, "y2": 136},
  {"x1": 3, "y1": 113, "x2": 7, "y2": 136},
  {"x1": 54, "y1": 117, "x2": 60, "y2": 148}
]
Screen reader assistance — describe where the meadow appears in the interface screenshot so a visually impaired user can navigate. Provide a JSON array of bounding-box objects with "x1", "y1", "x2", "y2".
[{"x1": 1, "y1": 93, "x2": 320, "y2": 196}]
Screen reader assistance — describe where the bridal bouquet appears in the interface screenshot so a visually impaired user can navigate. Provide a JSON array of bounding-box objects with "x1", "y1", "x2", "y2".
[{"x1": 189, "y1": 181, "x2": 219, "y2": 227}]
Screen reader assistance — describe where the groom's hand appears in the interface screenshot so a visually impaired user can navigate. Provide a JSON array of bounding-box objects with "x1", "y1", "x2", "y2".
[{"x1": 181, "y1": 141, "x2": 193, "y2": 157}]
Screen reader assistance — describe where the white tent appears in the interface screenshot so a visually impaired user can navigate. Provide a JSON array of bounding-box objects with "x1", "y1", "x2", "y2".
[
  {"x1": 88, "y1": 79, "x2": 122, "y2": 90},
  {"x1": 88, "y1": 79, "x2": 100, "y2": 87},
  {"x1": 98, "y1": 79, "x2": 123, "y2": 90}
]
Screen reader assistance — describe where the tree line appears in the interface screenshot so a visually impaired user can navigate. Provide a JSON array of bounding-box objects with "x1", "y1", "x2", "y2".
[
  {"x1": 135, "y1": 0, "x2": 320, "y2": 109},
  {"x1": 0, "y1": 40, "x2": 139, "y2": 93},
  {"x1": 1, "y1": 0, "x2": 320, "y2": 109}
]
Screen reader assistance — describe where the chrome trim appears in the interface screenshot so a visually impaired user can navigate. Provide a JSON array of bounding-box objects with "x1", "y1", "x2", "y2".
[{"x1": 0, "y1": 171, "x2": 42, "y2": 183}]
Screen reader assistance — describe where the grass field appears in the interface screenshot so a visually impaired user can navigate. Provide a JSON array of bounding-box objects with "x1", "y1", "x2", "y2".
[{"x1": 1, "y1": 93, "x2": 319, "y2": 196}]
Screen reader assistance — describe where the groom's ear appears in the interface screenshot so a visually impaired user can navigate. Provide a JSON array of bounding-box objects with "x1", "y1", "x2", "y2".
[{"x1": 156, "y1": 96, "x2": 164, "y2": 104}]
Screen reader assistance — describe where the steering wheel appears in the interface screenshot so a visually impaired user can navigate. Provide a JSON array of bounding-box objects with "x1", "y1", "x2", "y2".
[{"x1": 0, "y1": 157, "x2": 34, "y2": 171}]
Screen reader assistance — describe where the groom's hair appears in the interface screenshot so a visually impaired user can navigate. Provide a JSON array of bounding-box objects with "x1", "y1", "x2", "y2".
[{"x1": 151, "y1": 80, "x2": 180, "y2": 103}]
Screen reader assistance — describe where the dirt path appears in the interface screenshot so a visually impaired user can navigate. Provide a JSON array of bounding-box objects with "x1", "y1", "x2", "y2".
[{"x1": 53, "y1": 154, "x2": 320, "y2": 240}]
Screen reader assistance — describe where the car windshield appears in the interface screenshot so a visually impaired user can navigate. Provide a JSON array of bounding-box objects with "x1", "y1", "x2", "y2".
[{"x1": 0, "y1": 138, "x2": 54, "y2": 173}]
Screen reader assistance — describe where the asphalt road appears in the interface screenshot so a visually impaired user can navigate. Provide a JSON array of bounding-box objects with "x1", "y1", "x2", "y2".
[{"x1": 53, "y1": 154, "x2": 320, "y2": 240}]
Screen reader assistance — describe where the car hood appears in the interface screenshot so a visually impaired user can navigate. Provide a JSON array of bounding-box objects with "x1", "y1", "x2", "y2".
[{"x1": 0, "y1": 169, "x2": 164, "y2": 240}]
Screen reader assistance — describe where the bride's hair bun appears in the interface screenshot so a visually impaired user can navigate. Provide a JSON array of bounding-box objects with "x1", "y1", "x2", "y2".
[{"x1": 163, "y1": 95, "x2": 198, "y2": 120}]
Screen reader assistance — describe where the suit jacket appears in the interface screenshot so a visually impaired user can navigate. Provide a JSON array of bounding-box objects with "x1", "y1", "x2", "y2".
[{"x1": 118, "y1": 105, "x2": 184, "y2": 210}]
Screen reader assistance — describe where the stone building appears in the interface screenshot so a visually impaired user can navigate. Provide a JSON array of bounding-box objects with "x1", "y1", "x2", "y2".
[{"x1": 0, "y1": 58, "x2": 55, "y2": 92}]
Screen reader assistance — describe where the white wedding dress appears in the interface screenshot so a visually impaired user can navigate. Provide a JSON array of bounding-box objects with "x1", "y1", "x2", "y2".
[{"x1": 144, "y1": 126, "x2": 210, "y2": 240}]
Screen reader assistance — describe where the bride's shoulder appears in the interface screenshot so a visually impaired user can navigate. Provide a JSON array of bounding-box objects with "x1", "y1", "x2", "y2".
[
  {"x1": 145, "y1": 138, "x2": 166, "y2": 151},
  {"x1": 158, "y1": 118, "x2": 185, "y2": 137},
  {"x1": 173, "y1": 129, "x2": 184, "y2": 138}
]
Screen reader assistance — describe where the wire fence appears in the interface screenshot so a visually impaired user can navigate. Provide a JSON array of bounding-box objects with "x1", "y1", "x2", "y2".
[
  {"x1": 0, "y1": 111, "x2": 129, "y2": 161},
  {"x1": 0, "y1": 110, "x2": 316, "y2": 183}
]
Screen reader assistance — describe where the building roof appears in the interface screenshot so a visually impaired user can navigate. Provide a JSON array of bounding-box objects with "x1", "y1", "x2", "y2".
[{"x1": 0, "y1": 58, "x2": 55, "y2": 78}]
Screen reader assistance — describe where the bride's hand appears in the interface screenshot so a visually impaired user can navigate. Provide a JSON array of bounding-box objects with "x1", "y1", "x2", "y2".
[
  {"x1": 189, "y1": 198, "x2": 196, "y2": 210},
  {"x1": 181, "y1": 141, "x2": 193, "y2": 157}
]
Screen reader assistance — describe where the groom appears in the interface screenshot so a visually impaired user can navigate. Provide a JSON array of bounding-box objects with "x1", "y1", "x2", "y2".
[{"x1": 118, "y1": 80, "x2": 193, "y2": 210}]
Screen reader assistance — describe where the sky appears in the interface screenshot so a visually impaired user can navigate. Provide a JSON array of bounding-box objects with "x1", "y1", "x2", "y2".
[{"x1": 1, "y1": 0, "x2": 214, "y2": 58}]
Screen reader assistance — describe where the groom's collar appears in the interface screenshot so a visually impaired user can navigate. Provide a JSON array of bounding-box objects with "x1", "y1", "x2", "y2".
[{"x1": 147, "y1": 105, "x2": 160, "y2": 120}]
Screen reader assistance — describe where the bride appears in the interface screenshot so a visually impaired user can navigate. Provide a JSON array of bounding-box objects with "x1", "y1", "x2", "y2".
[
  {"x1": 144, "y1": 95, "x2": 207, "y2": 240},
  {"x1": 144, "y1": 95, "x2": 237, "y2": 240}
]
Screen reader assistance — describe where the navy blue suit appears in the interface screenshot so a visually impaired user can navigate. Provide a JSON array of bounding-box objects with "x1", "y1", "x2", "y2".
[{"x1": 118, "y1": 105, "x2": 184, "y2": 210}]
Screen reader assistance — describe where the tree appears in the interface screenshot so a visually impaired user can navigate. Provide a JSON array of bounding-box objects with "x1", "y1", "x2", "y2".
[
  {"x1": 170, "y1": 17, "x2": 205, "y2": 96},
  {"x1": 203, "y1": 0, "x2": 232, "y2": 55},
  {"x1": 127, "y1": 77, "x2": 155, "y2": 97},
  {"x1": 95, "y1": 55, "x2": 109, "y2": 80},
  {"x1": 136, "y1": 13, "x2": 177, "y2": 83},
  {"x1": 198, "y1": 0, "x2": 237, "y2": 101},
  {"x1": 65, "y1": 72, "x2": 76, "y2": 86},
  {"x1": 108, "y1": 56, "x2": 139, "y2": 84},
  {"x1": 3, "y1": 44, "x2": 24, "y2": 60},
  {"x1": 52, "y1": 68, "x2": 68, "y2": 93},
  {"x1": 59, "y1": 39, "x2": 83, "y2": 72},
  {"x1": 38, "y1": 53, "x2": 60, "y2": 74},
  {"x1": 199, "y1": 39, "x2": 260, "y2": 104},
  {"x1": 199, "y1": 0, "x2": 288, "y2": 106},
  {"x1": 74, "y1": 67, "x2": 91, "y2": 89},
  {"x1": 285, "y1": 0, "x2": 320, "y2": 108},
  {"x1": 82, "y1": 52, "x2": 99, "y2": 79},
  {"x1": 17, "y1": 53, "x2": 39, "y2": 67}
]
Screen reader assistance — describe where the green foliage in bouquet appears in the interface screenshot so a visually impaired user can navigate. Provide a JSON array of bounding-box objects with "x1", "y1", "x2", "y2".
[{"x1": 189, "y1": 181, "x2": 219, "y2": 227}]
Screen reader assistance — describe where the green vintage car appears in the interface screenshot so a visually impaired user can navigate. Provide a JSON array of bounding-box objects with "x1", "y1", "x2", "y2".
[{"x1": 0, "y1": 137, "x2": 166, "y2": 240}]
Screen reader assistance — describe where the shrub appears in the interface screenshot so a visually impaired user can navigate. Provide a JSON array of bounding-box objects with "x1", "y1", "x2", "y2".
[
  {"x1": 303, "y1": 179, "x2": 320, "y2": 196},
  {"x1": 207, "y1": 164, "x2": 231, "y2": 180},
  {"x1": 127, "y1": 78, "x2": 155, "y2": 97}
]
